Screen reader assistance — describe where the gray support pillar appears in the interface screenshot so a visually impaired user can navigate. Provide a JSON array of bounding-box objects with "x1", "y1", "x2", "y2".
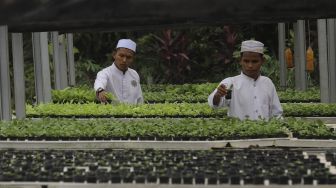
[
  {"x1": 66, "y1": 33, "x2": 75, "y2": 86},
  {"x1": 32, "y1": 32, "x2": 52, "y2": 104},
  {"x1": 329, "y1": 19, "x2": 336, "y2": 103},
  {"x1": 317, "y1": 19, "x2": 330, "y2": 103},
  {"x1": 293, "y1": 23, "x2": 299, "y2": 89},
  {"x1": 52, "y1": 32, "x2": 62, "y2": 90},
  {"x1": 12, "y1": 33, "x2": 26, "y2": 119},
  {"x1": 294, "y1": 20, "x2": 307, "y2": 91},
  {"x1": 32, "y1": 33, "x2": 43, "y2": 103},
  {"x1": 278, "y1": 23, "x2": 287, "y2": 88},
  {"x1": 0, "y1": 26, "x2": 12, "y2": 120},
  {"x1": 59, "y1": 35, "x2": 68, "y2": 89}
]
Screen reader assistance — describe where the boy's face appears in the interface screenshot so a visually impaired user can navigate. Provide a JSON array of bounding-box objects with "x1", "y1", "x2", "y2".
[
  {"x1": 113, "y1": 48, "x2": 135, "y2": 72},
  {"x1": 239, "y1": 51, "x2": 264, "y2": 79}
]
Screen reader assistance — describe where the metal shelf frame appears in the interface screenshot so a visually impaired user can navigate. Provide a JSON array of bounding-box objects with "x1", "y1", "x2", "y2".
[{"x1": 0, "y1": 138, "x2": 336, "y2": 150}]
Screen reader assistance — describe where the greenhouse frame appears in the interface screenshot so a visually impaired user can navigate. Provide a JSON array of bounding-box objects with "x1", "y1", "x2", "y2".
[{"x1": 0, "y1": 0, "x2": 336, "y2": 187}]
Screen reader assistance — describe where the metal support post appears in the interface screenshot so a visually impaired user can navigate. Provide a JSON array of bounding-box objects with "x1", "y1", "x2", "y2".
[
  {"x1": 66, "y1": 33, "x2": 75, "y2": 86},
  {"x1": 52, "y1": 32, "x2": 62, "y2": 90},
  {"x1": 32, "y1": 32, "x2": 52, "y2": 104},
  {"x1": 278, "y1": 23, "x2": 287, "y2": 88},
  {"x1": 328, "y1": 19, "x2": 336, "y2": 103},
  {"x1": 294, "y1": 20, "x2": 307, "y2": 91},
  {"x1": 318, "y1": 19, "x2": 330, "y2": 103},
  {"x1": 59, "y1": 34, "x2": 68, "y2": 89},
  {"x1": 0, "y1": 25, "x2": 12, "y2": 120},
  {"x1": 293, "y1": 23, "x2": 299, "y2": 89},
  {"x1": 12, "y1": 33, "x2": 26, "y2": 119}
]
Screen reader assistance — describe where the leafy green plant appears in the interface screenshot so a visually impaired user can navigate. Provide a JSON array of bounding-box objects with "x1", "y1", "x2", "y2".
[
  {"x1": 149, "y1": 29, "x2": 190, "y2": 83},
  {"x1": 25, "y1": 102, "x2": 336, "y2": 118},
  {"x1": 52, "y1": 86, "x2": 116, "y2": 104},
  {"x1": 283, "y1": 103, "x2": 336, "y2": 117},
  {"x1": 75, "y1": 58, "x2": 102, "y2": 86},
  {"x1": 25, "y1": 102, "x2": 226, "y2": 118},
  {"x1": 277, "y1": 87, "x2": 320, "y2": 102},
  {"x1": 1, "y1": 118, "x2": 334, "y2": 140},
  {"x1": 283, "y1": 118, "x2": 335, "y2": 139},
  {"x1": 52, "y1": 84, "x2": 320, "y2": 104},
  {"x1": 0, "y1": 118, "x2": 289, "y2": 140}
]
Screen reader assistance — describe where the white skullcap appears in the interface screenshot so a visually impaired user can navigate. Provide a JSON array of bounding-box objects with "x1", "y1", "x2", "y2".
[
  {"x1": 116, "y1": 39, "x2": 136, "y2": 52},
  {"x1": 240, "y1": 40, "x2": 264, "y2": 54}
]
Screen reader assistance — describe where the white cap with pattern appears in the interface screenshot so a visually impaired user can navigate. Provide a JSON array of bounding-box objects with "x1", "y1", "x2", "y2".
[
  {"x1": 240, "y1": 40, "x2": 264, "y2": 54},
  {"x1": 116, "y1": 39, "x2": 136, "y2": 52}
]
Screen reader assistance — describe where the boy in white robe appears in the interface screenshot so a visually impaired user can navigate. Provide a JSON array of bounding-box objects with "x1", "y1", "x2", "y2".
[
  {"x1": 94, "y1": 39, "x2": 143, "y2": 104},
  {"x1": 208, "y1": 40, "x2": 283, "y2": 120}
]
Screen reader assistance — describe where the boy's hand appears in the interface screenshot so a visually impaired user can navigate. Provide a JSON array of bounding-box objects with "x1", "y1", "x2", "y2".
[
  {"x1": 215, "y1": 84, "x2": 228, "y2": 97},
  {"x1": 97, "y1": 91, "x2": 108, "y2": 104}
]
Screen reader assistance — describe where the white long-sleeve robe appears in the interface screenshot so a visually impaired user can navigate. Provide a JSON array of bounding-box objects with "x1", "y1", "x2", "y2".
[
  {"x1": 94, "y1": 63, "x2": 143, "y2": 104},
  {"x1": 208, "y1": 73, "x2": 283, "y2": 120}
]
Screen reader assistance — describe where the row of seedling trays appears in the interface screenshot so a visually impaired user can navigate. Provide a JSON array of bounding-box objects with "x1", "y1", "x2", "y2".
[{"x1": 1, "y1": 149, "x2": 336, "y2": 186}]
